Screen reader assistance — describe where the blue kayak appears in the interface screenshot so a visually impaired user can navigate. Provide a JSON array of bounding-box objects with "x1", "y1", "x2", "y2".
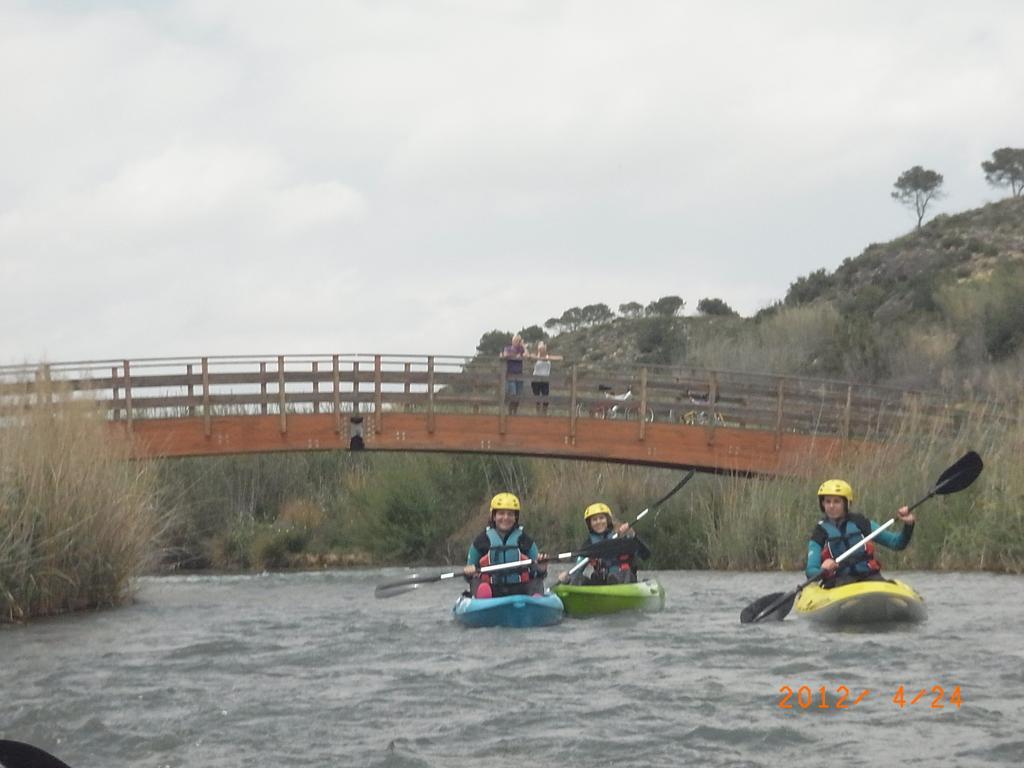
[{"x1": 452, "y1": 592, "x2": 564, "y2": 628}]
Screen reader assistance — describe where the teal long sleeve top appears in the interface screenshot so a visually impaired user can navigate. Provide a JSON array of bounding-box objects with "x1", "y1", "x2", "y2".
[{"x1": 805, "y1": 514, "x2": 914, "y2": 578}]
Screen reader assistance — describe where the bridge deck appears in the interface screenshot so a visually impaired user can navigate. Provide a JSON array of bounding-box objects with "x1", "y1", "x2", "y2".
[
  {"x1": 116, "y1": 411, "x2": 848, "y2": 476},
  {"x1": 2, "y1": 353, "x2": 960, "y2": 475}
]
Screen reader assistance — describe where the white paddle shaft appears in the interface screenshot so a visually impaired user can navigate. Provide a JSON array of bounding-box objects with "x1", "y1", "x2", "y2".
[{"x1": 832, "y1": 517, "x2": 895, "y2": 565}]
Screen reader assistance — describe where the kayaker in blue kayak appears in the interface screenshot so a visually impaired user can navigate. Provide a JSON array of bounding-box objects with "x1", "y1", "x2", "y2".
[
  {"x1": 558, "y1": 502, "x2": 650, "y2": 586},
  {"x1": 807, "y1": 479, "x2": 915, "y2": 588},
  {"x1": 462, "y1": 492, "x2": 549, "y2": 599}
]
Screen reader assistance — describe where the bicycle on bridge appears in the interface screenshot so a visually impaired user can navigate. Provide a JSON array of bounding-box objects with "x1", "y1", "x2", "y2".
[{"x1": 576, "y1": 384, "x2": 654, "y2": 423}]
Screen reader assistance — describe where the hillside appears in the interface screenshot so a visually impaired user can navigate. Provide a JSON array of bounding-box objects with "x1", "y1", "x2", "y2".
[
  {"x1": 785, "y1": 197, "x2": 1024, "y2": 324},
  {"x1": 485, "y1": 197, "x2": 1024, "y2": 396}
]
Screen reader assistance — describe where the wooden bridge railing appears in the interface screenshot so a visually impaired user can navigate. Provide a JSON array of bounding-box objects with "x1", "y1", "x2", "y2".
[{"x1": 0, "y1": 353, "x2": 960, "y2": 445}]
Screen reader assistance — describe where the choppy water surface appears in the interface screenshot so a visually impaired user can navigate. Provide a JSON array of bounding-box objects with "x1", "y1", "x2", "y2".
[{"x1": 2, "y1": 570, "x2": 1023, "y2": 767}]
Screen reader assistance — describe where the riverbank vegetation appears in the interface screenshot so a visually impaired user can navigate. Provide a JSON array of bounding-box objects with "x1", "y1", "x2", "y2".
[
  {"x1": 2, "y1": 376, "x2": 1021, "y2": 625},
  {"x1": 144, "y1": 396, "x2": 1021, "y2": 576},
  {"x1": 0, "y1": 393, "x2": 161, "y2": 621}
]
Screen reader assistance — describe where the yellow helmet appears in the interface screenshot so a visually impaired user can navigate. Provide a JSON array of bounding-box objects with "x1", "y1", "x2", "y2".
[
  {"x1": 490, "y1": 492, "x2": 521, "y2": 512},
  {"x1": 817, "y1": 479, "x2": 853, "y2": 503},
  {"x1": 584, "y1": 502, "x2": 613, "y2": 521}
]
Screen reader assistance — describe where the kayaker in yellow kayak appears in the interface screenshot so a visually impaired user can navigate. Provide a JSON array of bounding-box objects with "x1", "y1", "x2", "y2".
[
  {"x1": 808, "y1": 479, "x2": 914, "y2": 587},
  {"x1": 558, "y1": 502, "x2": 650, "y2": 586},
  {"x1": 462, "y1": 492, "x2": 549, "y2": 599}
]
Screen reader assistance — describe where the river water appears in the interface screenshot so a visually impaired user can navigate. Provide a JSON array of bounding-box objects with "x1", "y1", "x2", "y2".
[{"x1": 2, "y1": 570, "x2": 1022, "y2": 768}]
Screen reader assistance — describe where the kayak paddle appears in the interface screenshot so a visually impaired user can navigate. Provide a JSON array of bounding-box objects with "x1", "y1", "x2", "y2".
[
  {"x1": 739, "y1": 450, "x2": 984, "y2": 624},
  {"x1": 0, "y1": 740, "x2": 73, "y2": 768},
  {"x1": 565, "y1": 469, "x2": 696, "y2": 579},
  {"x1": 374, "y1": 537, "x2": 639, "y2": 599}
]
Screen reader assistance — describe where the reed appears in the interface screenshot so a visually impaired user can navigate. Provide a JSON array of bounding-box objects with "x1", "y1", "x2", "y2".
[
  {"x1": 0, "y1": 391, "x2": 160, "y2": 621},
  {"x1": 660, "y1": 398, "x2": 1024, "y2": 573}
]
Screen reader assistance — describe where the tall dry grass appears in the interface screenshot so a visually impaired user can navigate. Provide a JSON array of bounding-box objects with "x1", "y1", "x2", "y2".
[
  {"x1": 0, "y1": 393, "x2": 161, "y2": 621},
  {"x1": 683, "y1": 398, "x2": 1024, "y2": 573}
]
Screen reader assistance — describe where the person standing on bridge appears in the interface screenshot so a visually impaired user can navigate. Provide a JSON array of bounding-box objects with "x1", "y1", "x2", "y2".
[
  {"x1": 463, "y1": 493, "x2": 549, "y2": 598},
  {"x1": 806, "y1": 479, "x2": 915, "y2": 588},
  {"x1": 500, "y1": 334, "x2": 527, "y2": 415},
  {"x1": 529, "y1": 341, "x2": 563, "y2": 416}
]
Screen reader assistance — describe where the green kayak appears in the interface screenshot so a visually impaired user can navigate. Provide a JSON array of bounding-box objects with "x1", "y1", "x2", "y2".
[{"x1": 553, "y1": 577, "x2": 666, "y2": 617}]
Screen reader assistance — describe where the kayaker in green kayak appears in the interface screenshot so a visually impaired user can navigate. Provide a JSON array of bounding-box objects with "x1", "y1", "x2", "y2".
[
  {"x1": 462, "y1": 492, "x2": 549, "y2": 599},
  {"x1": 807, "y1": 479, "x2": 915, "y2": 588},
  {"x1": 558, "y1": 502, "x2": 650, "y2": 586}
]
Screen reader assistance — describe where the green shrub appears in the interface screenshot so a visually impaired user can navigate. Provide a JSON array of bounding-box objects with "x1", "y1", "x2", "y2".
[
  {"x1": 343, "y1": 454, "x2": 506, "y2": 563},
  {"x1": 785, "y1": 268, "x2": 833, "y2": 306},
  {"x1": 633, "y1": 316, "x2": 687, "y2": 365},
  {"x1": 156, "y1": 452, "x2": 354, "y2": 568},
  {"x1": 252, "y1": 527, "x2": 309, "y2": 569},
  {"x1": 208, "y1": 525, "x2": 255, "y2": 570}
]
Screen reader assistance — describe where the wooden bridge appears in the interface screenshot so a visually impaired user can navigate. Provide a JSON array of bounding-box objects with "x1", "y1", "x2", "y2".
[{"x1": 0, "y1": 354, "x2": 959, "y2": 476}]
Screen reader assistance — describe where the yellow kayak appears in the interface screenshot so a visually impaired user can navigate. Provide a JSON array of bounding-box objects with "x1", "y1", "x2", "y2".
[{"x1": 795, "y1": 579, "x2": 926, "y2": 625}]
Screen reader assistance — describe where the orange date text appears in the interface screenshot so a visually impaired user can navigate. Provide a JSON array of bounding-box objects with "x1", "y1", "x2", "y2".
[{"x1": 778, "y1": 684, "x2": 962, "y2": 710}]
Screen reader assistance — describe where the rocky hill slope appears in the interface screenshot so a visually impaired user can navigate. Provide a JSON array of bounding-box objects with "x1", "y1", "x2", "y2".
[{"x1": 486, "y1": 197, "x2": 1024, "y2": 394}]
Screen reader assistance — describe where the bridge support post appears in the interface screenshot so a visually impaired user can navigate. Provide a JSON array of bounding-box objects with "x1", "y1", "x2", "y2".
[
  {"x1": 349, "y1": 415, "x2": 364, "y2": 450},
  {"x1": 403, "y1": 362, "x2": 411, "y2": 412},
  {"x1": 427, "y1": 356, "x2": 435, "y2": 434},
  {"x1": 202, "y1": 357, "x2": 211, "y2": 438},
  {"x1": 277, "y1": 355, "x2": 287, "y2": 434},
  {"x1": 352, "y1": 361, "x2": 360, "y2": 416},
  {"x1": 110, "y1": 365, "x2": 120, "y2": 421},
  {"x1": 333, "y1": 355, "x2": 342, "y2": 436},
  {"x1": 123, "y1": 360, "x2": 133, "y2": 432},
  {"x1": 374, "y1": 355, "x2": 383, "y2": 434},
  {"x1": 259, "y1": 362, "x2": 268, "y2": 415},
  {"x1": 312, "y1": 361, "x2": 320, "y2": 414},
  {"x1": 187, "y1": 363, "x2": 195, "y2": 417}
]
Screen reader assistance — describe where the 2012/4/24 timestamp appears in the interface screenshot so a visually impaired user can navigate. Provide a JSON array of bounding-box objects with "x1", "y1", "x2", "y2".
[{"x1": 778, "y1": 684, "x2": 962, "y2": 710}]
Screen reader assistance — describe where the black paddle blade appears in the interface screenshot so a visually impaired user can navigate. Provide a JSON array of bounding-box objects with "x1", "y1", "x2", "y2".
[
  {"x1": 740, "y1": 590, "x2": 796, "y2": 624},
  {"x1": 580, "y1": 537, "x2": 639, "y2": 559},
  {"x1": 907, "y1": 450, "x2": 984, "y2": 513},
  {"x1": 934, "y1": 450, "x2": 983, "y2": 495},
  {"x1": 653, "y1": 470, "x2": 696, "y2": 508},
  {"x1": 0, "y1": 740, "x2": 73, "y2": 768}
]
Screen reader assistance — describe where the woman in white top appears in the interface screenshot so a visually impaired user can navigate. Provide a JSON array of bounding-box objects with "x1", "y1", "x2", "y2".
[{"x1": 530, "y1": 341, "x2": 562, "y2": 415}]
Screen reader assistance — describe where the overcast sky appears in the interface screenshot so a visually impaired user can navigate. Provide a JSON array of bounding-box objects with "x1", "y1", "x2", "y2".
[{"x1": 2, "y1": 1, "x2": 1022, "y2": 365}]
